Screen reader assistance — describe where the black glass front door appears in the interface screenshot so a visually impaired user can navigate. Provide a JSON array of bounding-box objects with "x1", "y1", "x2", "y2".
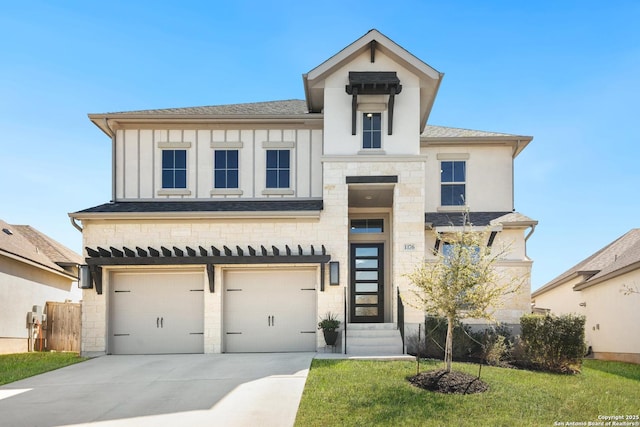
[{"x1": 350, "y1": 243, "x2": 384, "y2": 323}]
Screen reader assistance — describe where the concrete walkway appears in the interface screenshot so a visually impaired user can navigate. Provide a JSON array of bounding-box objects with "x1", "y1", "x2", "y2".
[{"x1": 0, "y1": 353, "x2": 314, "y2": 427}]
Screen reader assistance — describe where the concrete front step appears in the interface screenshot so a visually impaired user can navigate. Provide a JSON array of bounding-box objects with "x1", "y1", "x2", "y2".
[{"x1": 345, "y1": 323, "x2": 404, "y2": 356}]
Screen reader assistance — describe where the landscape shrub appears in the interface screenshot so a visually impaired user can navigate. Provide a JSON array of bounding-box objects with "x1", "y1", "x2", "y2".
[{"x1": 518, "y1": 314, "x2": 586, "y2": 373}]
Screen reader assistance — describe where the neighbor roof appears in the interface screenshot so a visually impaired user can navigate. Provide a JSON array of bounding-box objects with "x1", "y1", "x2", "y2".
[
  {"x1": 533, "y1": 229, "x2": 640, "y2": 296},
  {"x1": 0, "y1": 220, "x2": 81, "y2": 278}
]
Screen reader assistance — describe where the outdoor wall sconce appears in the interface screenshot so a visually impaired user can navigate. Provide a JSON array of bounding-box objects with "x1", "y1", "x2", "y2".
[
  {"x1": 78, "y1": 265, "x2": 92, "y2": 289},
  {"x1": 329, "y1": 261, "x2": 340, "y2": 285}
]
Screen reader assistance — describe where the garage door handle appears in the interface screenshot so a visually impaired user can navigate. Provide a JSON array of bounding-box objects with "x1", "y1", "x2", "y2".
[
  {"x1": 157, "y1": 317, "x2": 159, "y2": 328},
  {"x1": 160, "y1": 317, "x2": 164, "y2": 328}
]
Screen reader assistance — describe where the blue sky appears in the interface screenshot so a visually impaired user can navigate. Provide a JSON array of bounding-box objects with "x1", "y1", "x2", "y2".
[{"x1": 1, "y1": 1, "x2": 639, "y2": 290}]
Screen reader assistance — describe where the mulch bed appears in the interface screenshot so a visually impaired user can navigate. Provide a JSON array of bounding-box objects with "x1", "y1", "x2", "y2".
[{"x1": 408, "y1": 369, "x2": 489, "y2": 394}]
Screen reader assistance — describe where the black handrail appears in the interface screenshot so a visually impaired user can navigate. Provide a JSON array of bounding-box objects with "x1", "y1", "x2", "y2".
[
  {"x1": 343, "y1": 287, "x2": 348, "y2": 354},
  {"x1": 397, "y1": 287, "x2": 405, "y2": 354}
]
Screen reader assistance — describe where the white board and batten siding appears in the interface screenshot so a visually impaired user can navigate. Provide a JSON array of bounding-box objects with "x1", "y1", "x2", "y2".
[
  {"x1": 223, "y1": 269, "x2": 317, "y2": 353},
  {"x1": 115, "y1": 128, "x2": 323, "y2": 200}
]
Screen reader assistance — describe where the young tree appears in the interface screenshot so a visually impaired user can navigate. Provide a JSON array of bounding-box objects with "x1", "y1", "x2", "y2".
[{"x1": 405, "y1": 226, "x2": 522, "y2": 373}]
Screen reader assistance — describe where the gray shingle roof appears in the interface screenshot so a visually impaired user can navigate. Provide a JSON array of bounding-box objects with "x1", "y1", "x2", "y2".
[
  {"x1": 425, "y1": 211, "x2": 512, "y2": 227},
  {"x1": 93, "y1": 100, "x2": 527, "y2": 139},
  {"x1": 534, "y1": 229, "x2": 640, "y2": 295},
  {"x1": 101, "y1": 99, "x2": 310, "y2": 116},
  {"x1": 0, "y1": 220, "x2": 81, "y2": 276},
  {"x1": 421, "y1": 125, "x2": 526, "y2": 139},
  {"x1": 75, "y1": 200, "x2": 324, "y2": 214}
]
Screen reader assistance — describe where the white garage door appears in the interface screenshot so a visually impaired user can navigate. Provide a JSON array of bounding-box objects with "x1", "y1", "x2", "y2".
[
  {"x1": 224, "y1": 268, "x2": 317, "y2": 352},
  {"x1": 109, "y1": 270, "x2": 204, "y2": 354}
]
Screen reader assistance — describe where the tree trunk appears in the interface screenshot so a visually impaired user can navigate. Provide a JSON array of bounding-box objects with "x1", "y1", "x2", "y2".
[{"x1": 445, "y1": 316, "x2": 454, "y2": 373}]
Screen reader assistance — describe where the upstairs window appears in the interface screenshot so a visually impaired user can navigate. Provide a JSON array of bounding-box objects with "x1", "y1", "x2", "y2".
[
  {"x1": 266, "y1": 149, "x2": 290, "y2": 188},
  {"x1": 214, "y1": 150, "x2": 239, "y2": 189},
  {"x1": 441, "y1": 160, "x2": 466, "y2": 206},
  {"x1": 363, "y1": 113, "x2": 382, "y2": 149},
  {"x1": 162, "y1": 149, "x2": 187, "y2": 189}
]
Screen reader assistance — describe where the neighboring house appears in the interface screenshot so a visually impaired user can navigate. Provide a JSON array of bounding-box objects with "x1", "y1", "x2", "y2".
[
  {"x1": 532, "y1": 229, "x2": 640, "y2": 364},
  {"x1": 0, "y1": 220, "x2": 82, "y2": 354},
  {"x1": 70, "y1": 29, "x2": 536, "y2": 356}
]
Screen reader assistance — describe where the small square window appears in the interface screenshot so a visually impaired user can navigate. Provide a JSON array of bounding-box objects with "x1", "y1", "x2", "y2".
[
  {"x1": 214, "y1": 150, "x2": 239, "y2": 189},
  {"x1": 363, "y1": 113, "x2": 382, "y2": 149},
  {"x1": 266, "y1": 149, "x2": 290, "y2": 188},
  {"x1": 162, "y1": 149, "x2": 187, "y2": 189},
  {"x1": 441, "y1": 161, "x2": 466, "y2": 206}
]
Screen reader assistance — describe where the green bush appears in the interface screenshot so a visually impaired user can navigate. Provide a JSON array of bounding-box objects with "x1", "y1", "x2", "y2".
[{"x1": 518, "y1": 314, "x2": 586, "y2": 373}]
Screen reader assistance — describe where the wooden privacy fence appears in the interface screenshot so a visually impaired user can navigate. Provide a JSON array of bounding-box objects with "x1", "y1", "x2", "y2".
[{"x1": 44, "y1": 301, "x2": 81, "y2": 352}]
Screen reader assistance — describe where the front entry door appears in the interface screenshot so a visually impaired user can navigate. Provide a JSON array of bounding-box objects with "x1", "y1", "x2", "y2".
[{"x1": 350, "y1": 243, "x2": 384, "y2": 323}]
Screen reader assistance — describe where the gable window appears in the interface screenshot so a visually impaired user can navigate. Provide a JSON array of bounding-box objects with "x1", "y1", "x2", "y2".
[
  {"x1": 266, "y1": 149, "x2": 290, "y2": 188},
  {"x1": 214, "y1": 150, "x2": 239, "y2": 189},
  {"x1": 363, "y1": 113, "x2": 382, "y2": 149},
  {"x1": 162, "y1": 149, "x2": 187, "y2": 189},
  {"x1": 441, "y1": 160, "x2": 466, "y2": 206}
]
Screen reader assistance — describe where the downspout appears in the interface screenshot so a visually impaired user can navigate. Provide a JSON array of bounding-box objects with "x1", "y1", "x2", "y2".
[
  {"x1": 524, "y1": 223, "x2": 536, "y2": 258},
  {"x1": 104, "y1": 118, "x2": 116, "y2": 202},
  {"x1": 70, "y1": 217, "x2": 83, "y2": 233},
  {"x1": 512, "y1": 140, "x2": 520, "y2": 212}
]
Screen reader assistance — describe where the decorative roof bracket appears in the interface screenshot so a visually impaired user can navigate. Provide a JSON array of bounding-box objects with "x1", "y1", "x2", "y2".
[{"x1": 346, "y1": 71, "x2": 402, "y2": 136}]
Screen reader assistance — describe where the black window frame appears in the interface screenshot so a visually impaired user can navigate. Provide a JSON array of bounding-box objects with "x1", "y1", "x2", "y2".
[
  {"x1": 214, "y1": 149, "x2": 239, "y2": 189},
  {"x1": 161, "y1": 149, "x2": 187, "y2": 189},
  {"x1": 362, "y1": 112, "x2": 382, "y2": 149},
  {"x1": 265, "y1": 149, "x2": 290, "y2": 189},
  {"x1": 440, "y1": 160, "x2": 466, "y2": 206}
]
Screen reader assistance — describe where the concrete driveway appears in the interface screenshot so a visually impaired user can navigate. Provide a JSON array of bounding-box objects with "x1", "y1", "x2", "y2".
[{"x1": 0, "y1": 353, "x2": 314, "y2": 427}]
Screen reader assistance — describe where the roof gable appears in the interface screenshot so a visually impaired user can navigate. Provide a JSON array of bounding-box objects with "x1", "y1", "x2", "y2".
[
  {"x1": 533, "y1": 229, "x2": 640, "y2": 296},
  {"x1": 302, "y1": 29, "x2": 443, "y2": 131}
]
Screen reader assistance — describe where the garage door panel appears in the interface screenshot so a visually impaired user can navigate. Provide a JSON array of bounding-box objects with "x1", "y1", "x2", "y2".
[
  {"x1": 224, "y1": 269, "x2": 317, "y2": 353},
  {"x1": 110, "y1": 271, "x2": 204, "y2": 354}
]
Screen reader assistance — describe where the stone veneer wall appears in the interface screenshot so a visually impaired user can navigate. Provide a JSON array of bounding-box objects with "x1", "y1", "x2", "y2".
[
  {"x1": 323, "y1": 157, "x2": 428, "y2": 328},
  {"x1": 80, "y1": 216, "x2": 346, "y2": 355}
]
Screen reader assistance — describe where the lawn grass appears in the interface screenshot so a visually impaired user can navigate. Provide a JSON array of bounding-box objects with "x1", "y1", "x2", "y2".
[
  {"x1": 295, "y1": 358, "x2": 640, "y2": 427},
  {"x1": 0, "y1": 352, "x2": 86, "y2": 385}
]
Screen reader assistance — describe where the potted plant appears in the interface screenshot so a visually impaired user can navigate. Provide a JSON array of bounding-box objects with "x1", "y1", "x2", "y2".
[{"x1": 318, "y1": 312, "x2": 341, "y2": 346}]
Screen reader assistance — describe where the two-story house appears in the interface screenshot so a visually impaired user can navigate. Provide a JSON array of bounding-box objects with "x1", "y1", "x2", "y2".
[{"x1": 70, "y1": 29, "x2": 536, "y2": 356}]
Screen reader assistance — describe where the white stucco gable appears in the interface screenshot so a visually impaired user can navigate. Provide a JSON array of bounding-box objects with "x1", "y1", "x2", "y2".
[{"x1": 303, "y1": 29, "x2": 443, "y2": 132}]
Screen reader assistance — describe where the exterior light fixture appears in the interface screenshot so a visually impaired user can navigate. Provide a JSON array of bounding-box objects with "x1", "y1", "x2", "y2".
[
  {"x1": 79, "y1": 265, "x2": 92, "y2": 289},
  {"x1": 329, "y1": 261, "x2": 340, "y2": 285}
]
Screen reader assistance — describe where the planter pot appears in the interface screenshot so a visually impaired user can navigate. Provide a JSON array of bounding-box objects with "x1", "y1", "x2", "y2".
[{"x1": 323, "y1": 329, "x2": 339, "y2": 346}]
